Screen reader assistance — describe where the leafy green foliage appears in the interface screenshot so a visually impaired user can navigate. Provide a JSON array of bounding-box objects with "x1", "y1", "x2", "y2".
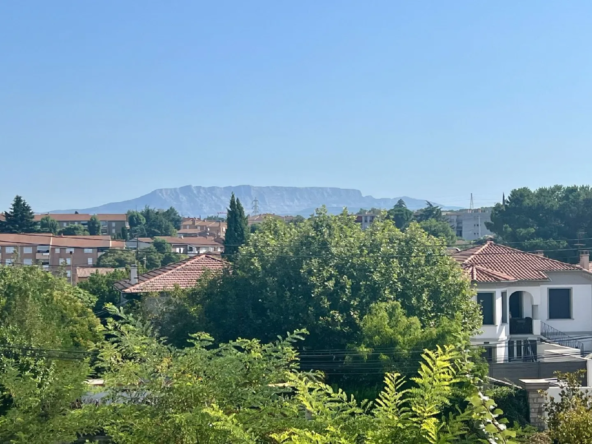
[
  {"x1": 96, "y1": 249, "x2": 137, "y2": 268},
  {"x1": 88, "y1": 215, "x2": 102, "y2": 235},
  {"x1": 0, "y1": 266, "x2": 102, "y2": 443},
  {"x1": 137, "y1": 245, "x2": 162, "y2": 270},
  {"x1": 126, "y1": 207, "x2": 180, "y2": 238},
  {"x1": 544, "y1": 370, "x2": 592, "y2": 443},
  {"x1": 386, "y1": 200, "x2": 456, "y2": 246},
  {"x1": 38, "y1": 215, "x2": 59, "y2": 234},
  {"x1": 59, "y1": 224, "x2": 90, "y2": 235},
  {"x1": 386, "y1": 199, "x2": 413, "y2": 229},
  {"x1": 78, "y1": 269, "x2": 129, "y2": 311},
  {"x1": 0, "y1": 195, "x2": 36, "y2": 233},
  {"x1": 176, "y1": 208, "x2": 478, "y2": 351},
  {"x1": 487, "y1": 185, "x2": 592, "y2": 262},
  {"x1": 224, "y1": 193, "x2": 249, "y2": 259}
]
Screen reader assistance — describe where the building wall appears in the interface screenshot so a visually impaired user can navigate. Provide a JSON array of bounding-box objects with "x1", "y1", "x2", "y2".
[{"x1": 444, "y1": 209, "x2": 493, "y2": 241}]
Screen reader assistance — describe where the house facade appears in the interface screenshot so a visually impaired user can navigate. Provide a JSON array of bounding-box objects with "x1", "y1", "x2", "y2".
[
  {"x1": 180, "y1": 218, "x2": 226, "y2": 237},
  {"x1": 452, "y1": 242, "x2": 592, "y2": 362}
]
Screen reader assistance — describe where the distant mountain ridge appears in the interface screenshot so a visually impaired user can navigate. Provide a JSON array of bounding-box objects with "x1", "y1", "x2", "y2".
[{"x1": 51, "y1": 185, "x2": 461, "y2": 216}]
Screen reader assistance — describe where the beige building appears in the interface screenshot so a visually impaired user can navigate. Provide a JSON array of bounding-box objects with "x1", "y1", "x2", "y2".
[
  {"x1": 127, "y1": 236, "x2": 224, "y2": 256},
  {"x1": 34, "y1": 213, "x2": 128, "y2": 236},
  {"x1": 0, "y1": 233, "x2": 125, "y2": 282},
  {"x1": 180, "y1": 218, "x2": 226, "y2": 238}
]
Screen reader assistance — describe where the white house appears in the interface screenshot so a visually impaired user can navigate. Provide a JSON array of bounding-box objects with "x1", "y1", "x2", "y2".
[{"x1": 452, "y1": 242, "x2": 592, "y2": 362}]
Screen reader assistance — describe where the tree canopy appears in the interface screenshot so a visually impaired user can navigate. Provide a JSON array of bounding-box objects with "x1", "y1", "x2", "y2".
[
  {"x1": 386, "y1": 201, "x2": 456, "y2": 246},
  {"x1": 126, "y1": 206, "x2": 181, "y2": 238},
  {"x1": 172, "y1": 209, "x2": 478, "y2": 351},
  {"x1": 224, "y1": 193, "x2": 248, "y2": 259},
  {"x1": 38, "y1": 215, "x2": 59, "y2": 234},
  {"x1": 0, "y1": 195, "x2": 36, "y2": 233},
  {"x1": 487, "y1": 185, "x2": 592, "y2": 262},
  {"x1": 88, "y1": 215, "x2": 102, "y2": 235},
  {"x1": 59, "y1": 224, "x2": 90, "y2": 236}
]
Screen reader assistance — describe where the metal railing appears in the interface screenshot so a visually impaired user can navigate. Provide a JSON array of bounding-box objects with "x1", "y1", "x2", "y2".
[{"x1": 540, "y1": 321, "x2": 585, "y2": 353}]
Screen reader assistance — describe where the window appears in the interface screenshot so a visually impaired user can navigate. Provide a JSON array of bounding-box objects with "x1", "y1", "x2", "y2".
[
  {"x1": 23, "y1": 247, "x2": 32, "y2": 254},
  {"x1": 23, "y1": 259, "x2": 33, "y2": 265},
  {"x1": 5, "y1": 247, "x2": 14, "y2": 254},
  {"x1": 87, "y1": 258, "x2": 93, "y2": 265},
  {"x1": 501, "y1": 291, "x2": 508, "y2": 324},
  {"x1": 84, "y1": 248, "x2": 93, "y2": 253},
  {"x1": 5, "y1": 259, "x2": 13, "y2": 265},
  {"x1": 59, "y1": 258, "x2": 66, "y2": 265},
  {"x1": 477, "y1": 292, "x2": 495, "y2": 325},
  {"x1": 42, "y1": 265, "x2": 49, "y2": 270},
  {"x1": 549, "y1": 288, "x2": 572, "y2": 319},
  {"x1": 66, "y1": 258, "x2": 71, "y2": 265},
  {"x1": 66, "y1": 248, "x2": 74, "y2": 254},
  {"x1": 62, "y1": 222, "x2": 68, "y2": 227},
  {"x1": 66, "y1": 270, "x2": 71, "y2": 278},
  {"x1": 55, "y1": 248, "x2": 61, "y2": 253}
]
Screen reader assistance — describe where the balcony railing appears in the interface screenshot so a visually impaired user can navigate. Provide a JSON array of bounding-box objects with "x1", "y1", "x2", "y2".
[
  {"x1": 541, "y1": 321, "x2": 584, "y2": 353},
  {"x1": 510, "y1": 317, "x2": 533, "y2": 335}
]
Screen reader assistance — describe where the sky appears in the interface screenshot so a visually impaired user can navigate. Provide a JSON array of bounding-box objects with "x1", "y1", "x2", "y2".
[{"x1": 1, "y1": 2, "x2": 591, "y2": 212}]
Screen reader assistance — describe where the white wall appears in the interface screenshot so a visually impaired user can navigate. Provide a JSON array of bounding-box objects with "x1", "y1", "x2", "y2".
[{"x1": 539, "y1": 283, "x2": 592, "y2": 333}]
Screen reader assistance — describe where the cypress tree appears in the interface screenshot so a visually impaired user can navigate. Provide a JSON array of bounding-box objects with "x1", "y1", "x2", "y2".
[
  {"x1": 2, "y1": 196, "x2": 36, "y2": 233},
  {"x1": 224, "y1": 193, "x2": 248, "y2": 260}
]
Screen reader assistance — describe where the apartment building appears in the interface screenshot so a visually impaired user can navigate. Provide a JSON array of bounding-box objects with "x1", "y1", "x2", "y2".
[
  {"x1": 180, "y1": 218, "x2": 226, "y2": 238},
  {"x1": 0, "y1": 233, "x2": 125, "y2": 281},
  {"x1": 34, "y1": 213, "x2": 128, "y2": 236},
  {"x1": 444, "y1": 208, "x2": 493, "y2": 241}
]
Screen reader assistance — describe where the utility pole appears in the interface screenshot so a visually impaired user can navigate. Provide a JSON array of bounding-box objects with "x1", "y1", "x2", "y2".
[{"x1": 252, "y1": 197, "x2": 260, "y2": 216}]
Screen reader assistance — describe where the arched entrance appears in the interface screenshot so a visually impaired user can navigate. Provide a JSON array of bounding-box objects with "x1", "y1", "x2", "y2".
[{"x1": 509, "y1": 291, "x2": 534, "y2": 334}]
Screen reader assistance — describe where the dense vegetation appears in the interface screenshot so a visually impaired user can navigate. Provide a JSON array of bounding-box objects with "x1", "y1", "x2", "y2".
[{"x1": 487, "y1": 185, "x2": 592, "y2": 262}]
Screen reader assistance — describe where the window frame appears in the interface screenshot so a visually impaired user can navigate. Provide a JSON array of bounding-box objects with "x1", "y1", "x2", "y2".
[
  {"x1": 477, "y1": 292, "x2": 496, "y2": 326},
  {"x1": 23, "y1": 247, "x2": 33, "y2": 254},
  {"x1": 548, "y1": 288, "x2": 573, "y2": 320},
  {"x1": 5, "y1": 247, "x2": 14, "y2": 254},
  {"x1": 84, "y1": 248, "x2": 93, "y2": 253}
]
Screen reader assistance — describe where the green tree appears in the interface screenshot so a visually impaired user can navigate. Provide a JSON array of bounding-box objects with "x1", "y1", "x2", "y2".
[
  {"x1": 78, "y1": 269, "x2": 129, "y2": 312},
  {"x1": 180, "y1": 209, "x2": 479, "y2": 350},
  {"x1": 224, "y1": 193, "x2": 248, "y2": 260},
  {"x1": 38, "y1": 215, "x2": 59, "y2": 234},
  {"x1": 120, "y1": 226, "x2": 130, "y2": 240},
  {"x1": 58, "y1": 224, "x2": 90, "y2": 235},
  {"x1": 96, "y1": 249, "x2": 137, "y2": 268},
  {"x1": 414, "y1": 201, "x2": 444, "y2": 223},
  {"x1": 1, "y1": 195, "x2": 37, "y2": 233},
  {"x1": 487, "y1": 185, "x2": 592, "y2": 262},
  {"x1": 87, "y1": 215, "x2": 102, "y2": 235},
  {"x1": 152, "y1": 237, "x2": 172, "y2": 255},
  {"x1": 138, "y1": 245, "x2": 162, "y2": 270},
  {"x1": 127, "y1": 210, "x2": 146, "y2": 231},
  {"x1": 418, "y1": 218, "x2": 457, "y2": 246},
  {"x1": 0, "y1": 266, "x2": 102, "y2": 443},
  {"x1": 163, "y1": 206, "x2": 183, "y2": 230},
  {"x1": 387, "y1": 199, "x2": 414, "y2": 229}
]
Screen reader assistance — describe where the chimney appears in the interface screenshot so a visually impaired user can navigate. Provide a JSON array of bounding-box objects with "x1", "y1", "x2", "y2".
[
  {"x1": 580, "y1": 250, "x2": 590, "y2": 270},
  {"x1": 534, "y1": 250, "x2": 544, "y2": 257},
  {"x1": 130, "y1": 264, "x2": 138, "y2": 285}
]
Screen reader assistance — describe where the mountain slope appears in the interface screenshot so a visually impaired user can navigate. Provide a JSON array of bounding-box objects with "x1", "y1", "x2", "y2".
[{"x1": 51, "y1": 185, "x2": 460, "y2": 216}]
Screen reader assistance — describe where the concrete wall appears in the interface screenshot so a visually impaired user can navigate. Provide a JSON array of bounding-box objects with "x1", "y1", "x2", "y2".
[{"x1": 489, "y1": 360, "x2": 587, "y2": 384}]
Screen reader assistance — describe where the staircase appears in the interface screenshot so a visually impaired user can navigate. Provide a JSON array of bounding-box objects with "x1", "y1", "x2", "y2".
[{"x1": 540, "y1": 321, "x2": 585, "y2": 354}]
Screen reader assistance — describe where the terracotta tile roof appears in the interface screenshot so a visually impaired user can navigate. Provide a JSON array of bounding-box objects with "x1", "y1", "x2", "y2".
[
  {"x1": 0, "y1": 233, "x2": 124, "y2": 249},
  {"x1": 451, "y1": 241, "x2": 586, "y2": 282},
  {"x1": 114, "y1": 254, "x2": 226, "y2": 293},
  {"x1": 32, "y1": 213, "x2": 127, "y2": 222},
  {"x1": 76, "y1": 267, "x2": 119, "y2": 278}
]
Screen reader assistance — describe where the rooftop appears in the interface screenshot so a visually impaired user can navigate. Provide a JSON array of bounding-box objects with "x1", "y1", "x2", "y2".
[
  {"x1": 0, "y1": 233, "x2": 125, "y2": 248},
  {"x1": 451, "y1": 241, "x2": 587, "y2": 282},
  {"x1": 33, "y1": 213, "x2": 127, "y2": 222},
  {"x1": 114, "y1": 254, "x2": 226, "y2": 293},
  {"x1": 137, "y1": 236, "x2": 223, "y2": 246}
]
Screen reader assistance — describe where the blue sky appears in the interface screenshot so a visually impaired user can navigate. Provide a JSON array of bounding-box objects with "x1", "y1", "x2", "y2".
[{"x1": 1, "y1": 1, "x2": 591, "y2": 212}]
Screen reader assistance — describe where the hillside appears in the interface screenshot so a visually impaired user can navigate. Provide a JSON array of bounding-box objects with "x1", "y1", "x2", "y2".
[{"x1": 51, "y1": 185, "x2": 459, "y2": 216}]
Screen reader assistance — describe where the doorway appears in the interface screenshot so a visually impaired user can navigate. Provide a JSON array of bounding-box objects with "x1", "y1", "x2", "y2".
[{"x1": 509, "y1": 291, "x2": 523, "y2": 319}]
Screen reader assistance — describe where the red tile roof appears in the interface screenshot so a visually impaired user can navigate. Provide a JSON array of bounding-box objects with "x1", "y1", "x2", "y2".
[
  {"x1": 452, "y1": 241, "x2": 586, "y2": 282},
  {"x1": 114, "y1": 254, "x2": 226, "y2": 293},
  {"x1": 32, "y1": 213, "x2": 127, "y2": 222},
  {"x1": 0, "y1": 233, "x2": 124, "y2": 249}
]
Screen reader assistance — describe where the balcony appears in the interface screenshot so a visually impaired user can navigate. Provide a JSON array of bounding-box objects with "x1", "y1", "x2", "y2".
[
  {"x1": 510, "y1": 317, "x2": 532, "y2": 335},
  {"x1": 36, "y1": 252, "x2": 50, "y2": 260}
]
